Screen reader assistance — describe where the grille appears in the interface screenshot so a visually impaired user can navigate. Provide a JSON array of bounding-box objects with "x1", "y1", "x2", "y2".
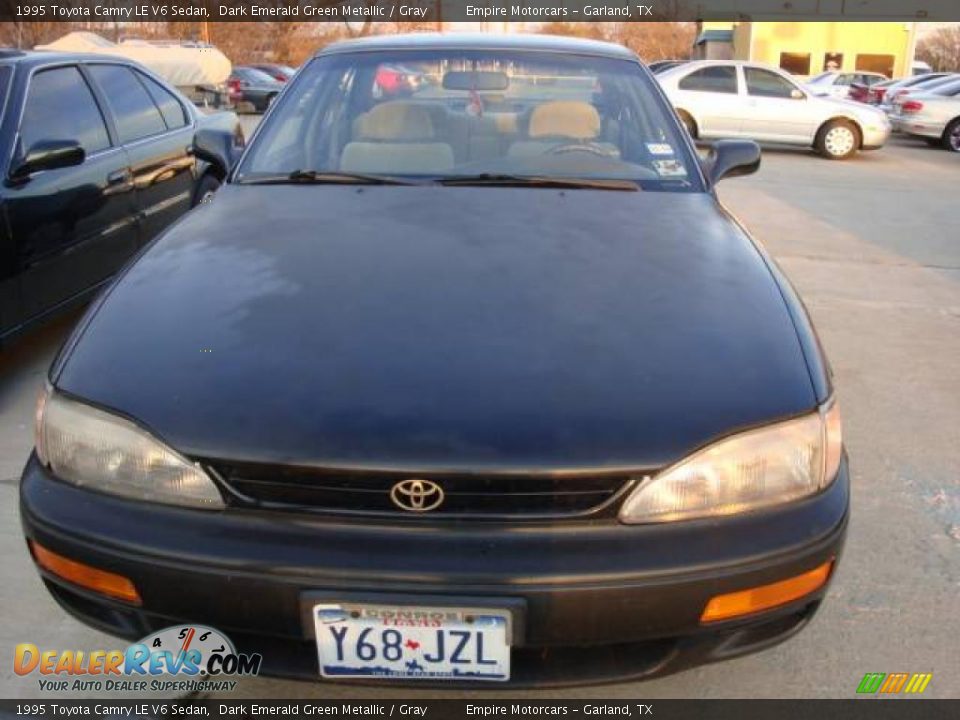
[{"x1": 212, "y1": 463, "x2": 639, "y2": 520}]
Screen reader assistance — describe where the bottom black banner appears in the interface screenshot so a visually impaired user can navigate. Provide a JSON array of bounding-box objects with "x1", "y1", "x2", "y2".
[{"x1": 1, "y1": 700, "x2": 958, "y2": 720}]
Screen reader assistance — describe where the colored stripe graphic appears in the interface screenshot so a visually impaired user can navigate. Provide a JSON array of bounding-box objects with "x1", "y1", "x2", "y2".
[
  {"x1": 879, "y1": 673, "x2": 909, "y2": 693},
  {"x1": 857, "y1": 672, "x2": 932, "y2": 694},
  {"x1": 904, "y1": 673, "x2": 933, "y2": 694},
  {"x1": 857, "y1": 673, "x2": 885, "y2": 693}
]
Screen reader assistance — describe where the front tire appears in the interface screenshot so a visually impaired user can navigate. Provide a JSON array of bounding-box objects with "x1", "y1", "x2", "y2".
[
  {"x1": 942, "y1": 118, "x2": 960, "y2": 152},
  {"x1": 192, "y1": 173, "x2": 221, "y2": 207},
  {"x1": 816, "y1": 119, "x2": 859, "y2": 160}
]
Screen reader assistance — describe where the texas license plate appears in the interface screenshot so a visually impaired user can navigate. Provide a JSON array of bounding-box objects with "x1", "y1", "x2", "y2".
[{"x1": 314, "y1": 603, "x2": 510, "y2": 681}]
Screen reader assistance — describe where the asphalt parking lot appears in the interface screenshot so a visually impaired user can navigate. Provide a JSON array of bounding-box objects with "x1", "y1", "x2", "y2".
[{"x1": 1, "y1": 133, "x2": 957, "y2": 699}]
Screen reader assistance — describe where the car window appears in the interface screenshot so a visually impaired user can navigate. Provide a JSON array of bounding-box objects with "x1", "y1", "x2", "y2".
[
  {"x1": 678, "y1": 66, "x2": 738, "y2": 94},
  {"x1": 20, "y1": 66, "x2": 110, "y2": 156},
  {"x1": 238, "y1": 68, "x2": 277, "y2": 83},
  {"x1": 745, "y1": 68, "x2": 799, "y2": 99},
  {"x1": 835, "y1": 74, "x2": 853, "y2": 86},
  {"x1": 239, "y1": 49, "x2": 703, "y2": 192},
  {"x1": 88, "y1": 64, "x2": 167, "y2": 143},
  {"x1": 935, "y1": 80, "x2": 960, "y2": 96},
  {"x1": 136, "y1": 71, "x2": 188, "y2": 129}
]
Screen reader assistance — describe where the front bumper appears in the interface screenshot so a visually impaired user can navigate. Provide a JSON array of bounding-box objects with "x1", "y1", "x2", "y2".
[
  {"x1": 20, "y1": 454, "x2": 849, "y2": 687},
  {"x1": 861, "y1": 120, "x2": 892, "y2": 149}
]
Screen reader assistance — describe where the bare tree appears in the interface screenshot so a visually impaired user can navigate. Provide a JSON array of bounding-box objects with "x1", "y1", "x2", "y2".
[
  {"x1": 917, "y1": 26, "x2": 960, "y2": 72},
  {"x1": 0, "y1": 21, "x2": 73, "y2": 49},
  {"x1": 536, "y1": 22, "x2": 695, "y2": 61},
  {"x1": 612, "y1": 22, "x2": 696, "y2": 61}
]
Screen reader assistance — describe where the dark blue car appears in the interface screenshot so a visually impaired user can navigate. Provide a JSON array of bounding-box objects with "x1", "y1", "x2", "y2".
[{"x1": 22, "y1": 34, "x2": 846, "y2": 686}]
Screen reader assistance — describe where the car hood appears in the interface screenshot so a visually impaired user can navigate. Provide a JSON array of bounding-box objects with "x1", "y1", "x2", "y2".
[{"x1": 57, "y1": 185, "x2": 816, "y2": 470}]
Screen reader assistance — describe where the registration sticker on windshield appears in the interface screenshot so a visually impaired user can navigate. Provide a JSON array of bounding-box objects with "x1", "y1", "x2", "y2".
[
  {"x1": 653, "y1": 159, "x2": 687, "y2": 177},
  {"x1": 647, "y1": 143, "x2": 675, "y2": 155}
]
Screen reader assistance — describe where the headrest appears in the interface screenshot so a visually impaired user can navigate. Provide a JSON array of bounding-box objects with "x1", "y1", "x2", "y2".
[
  {"x1": 529, "y1": 101, "x2": 600, "y2": 140},
  {"x1": 356, "y1": 102, "x2": 435, "y2": 141}
]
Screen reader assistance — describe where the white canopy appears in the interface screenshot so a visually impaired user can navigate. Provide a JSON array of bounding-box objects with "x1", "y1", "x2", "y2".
[{"x1": 35, "y1": 32, "x2": 231, "y2": 86}]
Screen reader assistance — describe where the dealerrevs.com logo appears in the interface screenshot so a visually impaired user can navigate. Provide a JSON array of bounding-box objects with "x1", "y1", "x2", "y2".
[{"x1": 15, "y1": 625, "x2": 262, "y2": 693}]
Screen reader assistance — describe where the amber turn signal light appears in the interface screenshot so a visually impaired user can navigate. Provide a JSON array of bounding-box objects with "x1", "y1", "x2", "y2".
[
  {"x1": 29, "y1": 541, "x2": 141, "y2": 605},
  {"x1": 701, "y1": 559, "x2": 833, "y2": 623}
]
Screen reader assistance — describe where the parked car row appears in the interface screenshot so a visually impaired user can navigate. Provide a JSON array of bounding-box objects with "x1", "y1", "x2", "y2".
[
  {"x1": 654, "y1": 59, "x2": 960, "y2": 155},
  {"x1": 0, "y1": 50, "x2": 244, "y2": 343}
]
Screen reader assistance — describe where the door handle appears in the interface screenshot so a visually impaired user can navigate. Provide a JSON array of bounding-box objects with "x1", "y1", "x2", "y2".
[{"x1": 107, "y1": 169, "x2": 133, "y2": 186}]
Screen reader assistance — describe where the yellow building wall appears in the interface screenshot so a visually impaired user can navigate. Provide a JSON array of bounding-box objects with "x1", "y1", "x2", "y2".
[{"x1": 737, "y1": 22, "x2": 914, "y2": 78}]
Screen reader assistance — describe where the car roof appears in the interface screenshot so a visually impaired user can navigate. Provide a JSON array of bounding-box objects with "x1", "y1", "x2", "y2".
[
  {"x1": 658, "y1": 59, "x2": 785, "y2": 74},
  {"x1": 317, "y1": 32, "x2": 636, "y2": 60},
  {"x1": 0, "y1": 49, "x2": 140, "y2": 68}
]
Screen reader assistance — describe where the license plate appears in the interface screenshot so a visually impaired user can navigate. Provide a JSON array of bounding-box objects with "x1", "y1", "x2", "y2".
[{"x1": 314, "y1": 603, "x2": 510, "y2": 681}]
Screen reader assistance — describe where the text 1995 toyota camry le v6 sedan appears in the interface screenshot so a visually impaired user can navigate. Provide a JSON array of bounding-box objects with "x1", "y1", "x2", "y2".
[{"x1": 21, "y1": 34, "x2": 847, "y2": 686}]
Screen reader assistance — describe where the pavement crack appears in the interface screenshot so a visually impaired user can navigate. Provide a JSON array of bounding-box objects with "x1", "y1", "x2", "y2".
[{"x1": 0, "y1": 476, "x2": 19, "y2": 486}]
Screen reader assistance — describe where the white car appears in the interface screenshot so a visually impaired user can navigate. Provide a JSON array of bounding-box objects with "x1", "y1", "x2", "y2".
[
  {"x1": 657, "y1": 60, "x2": 892, "y2": 160},
  {"x1": 889, "y1": 83, "x2": 960, "y2": 152},
  {"x1": 806, "y1": 70, "x2": 888, "y2": 99}
]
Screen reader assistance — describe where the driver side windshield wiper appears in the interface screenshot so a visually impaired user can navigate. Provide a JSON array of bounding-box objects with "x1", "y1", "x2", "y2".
[
  {"x1": 438, "y1": 174, "x2": 639, "y2": 191},
  {"x1": 237, "y1": 170, "x2": 425, "y2": 186}
]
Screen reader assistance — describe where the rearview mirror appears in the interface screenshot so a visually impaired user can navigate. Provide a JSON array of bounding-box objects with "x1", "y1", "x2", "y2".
[
  {"x1": 702, "y1": 139, "x2": 761, "y2": 184},
  {"x1": 443, "y1": 71, "x2": 509, "y2": 92},
  {"x1": 9, "y1": 140, "x2": 85, "y2": 181},
  {"x1": 790, "y1": 88, "x2": 806, "y2": 100},
  {"x1": 191, "y1": 128, "x2": 244, "y2": 176}
]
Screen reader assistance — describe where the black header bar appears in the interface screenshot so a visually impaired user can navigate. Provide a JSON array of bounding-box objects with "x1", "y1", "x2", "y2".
[{"x1": 2, "y1": 0, "x2": 959, "y2": 23}]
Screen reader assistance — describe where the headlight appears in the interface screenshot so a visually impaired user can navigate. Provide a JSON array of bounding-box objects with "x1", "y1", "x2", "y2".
[
  {"x1": 35, "y1": 387, "x2": 224, "y2": 510},
  {"x1": 619, "y1": 401, "x2": 842, "y2": 524}
]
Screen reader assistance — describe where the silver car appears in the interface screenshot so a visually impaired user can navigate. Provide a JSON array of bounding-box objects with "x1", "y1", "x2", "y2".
[
  {"x1": 878, "y1": 72, "x2": 958, "y2": 113},
  {"x1": 889, "y1": 81, "x2": 960, "y2": 152},
  {"x1": 657, "y1": 60, "x2": 891, "y2": 160},
  {"x1": 806, "y1": 70, "x2": 887, "y2": 99}
]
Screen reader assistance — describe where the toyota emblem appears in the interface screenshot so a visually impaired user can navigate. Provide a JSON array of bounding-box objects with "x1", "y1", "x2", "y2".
[{"x1": 389, "y1": 478, "x2": 445, "y2": 512}]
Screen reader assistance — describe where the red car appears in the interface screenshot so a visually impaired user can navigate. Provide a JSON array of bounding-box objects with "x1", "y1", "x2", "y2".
[
  {"x1": 250, "y1": 63, "x2": 297, "y2": 83},
  {"x1": 848, "y1": 78, "x2": 895, "y2": 104}
]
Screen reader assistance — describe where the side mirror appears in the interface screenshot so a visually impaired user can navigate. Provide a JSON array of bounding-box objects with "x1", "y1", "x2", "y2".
[
  {"x1": 791, "y1": 88, "x2": 806, "y2": 100},
  {"x1": 702, "y1": 139, "x2": 761, "y2": 184},
  {"x1": 9, "y1": 140, "x2": 85, "y2": 181},
  {"x1": 191, "y1": 128, "x2": 244, "y2": 176}
]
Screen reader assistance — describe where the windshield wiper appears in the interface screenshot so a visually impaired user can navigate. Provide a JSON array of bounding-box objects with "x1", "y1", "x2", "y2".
[
  {"x1": 238, "y1": 169, "x2": 424, "y2": 186},
  {"x1": 438, "y1": 174, "x2": 639, "y2": 191}
]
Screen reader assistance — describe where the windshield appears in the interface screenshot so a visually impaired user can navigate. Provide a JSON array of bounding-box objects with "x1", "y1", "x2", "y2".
[{"x1": 237, "y1": 49, "x2": 702, "y2": 192}]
